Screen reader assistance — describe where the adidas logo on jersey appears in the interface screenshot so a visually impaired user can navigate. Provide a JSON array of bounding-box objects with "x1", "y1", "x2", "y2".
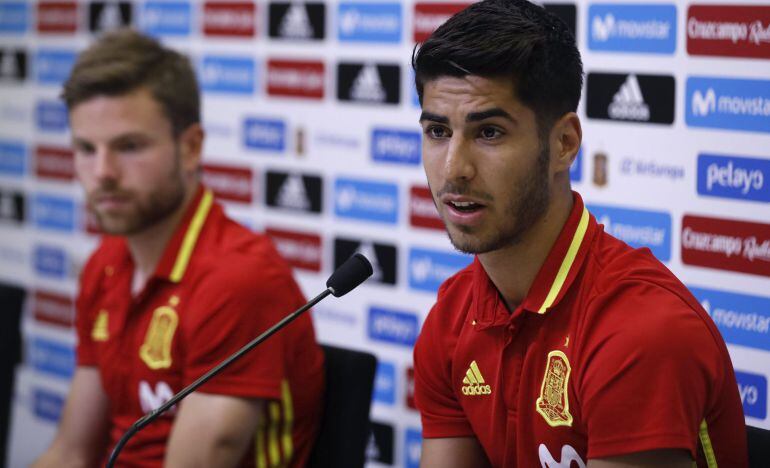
[
  {"x1": 607, "y1": 74, "x2": 650, "y2": 121},
  {"x1": 461, "y1": 360, "x2": 492, "y2": 396}
]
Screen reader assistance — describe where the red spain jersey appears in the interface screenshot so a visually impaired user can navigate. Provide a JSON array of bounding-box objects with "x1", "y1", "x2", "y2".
[
  {"x1": 414, "y1": 192, "x2": 748, "y2": 467},
  {"x1": 76, "y1": 187, "x2": 324, "y2": 467}
]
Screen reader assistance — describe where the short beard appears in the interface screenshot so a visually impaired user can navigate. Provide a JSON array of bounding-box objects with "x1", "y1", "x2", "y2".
[
  {"x1": 445, "y1": 142, "x2": 551, "y2": 254},
  {"x1": 91, "y1": 152, "x2": 187, "y2": 236}
]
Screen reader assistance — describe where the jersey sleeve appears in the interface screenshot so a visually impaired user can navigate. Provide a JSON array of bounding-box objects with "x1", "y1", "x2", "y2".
[
  {"x1": 414, "y1": 301, "x2": 475, "y2": 438},
  {"x1": 181, "y1": 258, "x2": 307, "y2": 400},
  {"x1": 577, "y1": 280, "x2": 725, "y2": 460}
]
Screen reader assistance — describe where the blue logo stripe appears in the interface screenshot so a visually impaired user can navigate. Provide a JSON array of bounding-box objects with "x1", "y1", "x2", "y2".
[
  {"x1": 0, "y1": 2, "x2": 28, "y2": 33},
  {"x1": 588, "y1": 4, "x2": 677, "y2": 54},
  {"x1": 735, "y1": 370, "x2": 767, "y2": 420},
  {"x1": 408, "y1": 247, "x2": 473, "y2": 292},
  {"x1": 338, "y1": 3, "x2": 402, "y2": 43},
  {"x1": 141, "y1": 2, "x2": 191, "y2": 36},
  {"x1": 697, "y1": 154, "x2": 770, "y2": 203},
  {"x1": 686, "y1": 76, "x2": 770, "y2": 134},
  {"x1": 0, "y1": 140, "x2": 26, "y2": 176},
  {"x1": 689, "y1": 286, "x2": 770, "y2": 353},
  {"x1": 587, "y1": 204, "x2": 671, "y2": 261}
]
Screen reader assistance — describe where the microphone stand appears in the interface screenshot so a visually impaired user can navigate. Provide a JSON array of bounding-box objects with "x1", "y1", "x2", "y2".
[{"x1": 105, "y1": 287, "x2": 333, "y2": 468}]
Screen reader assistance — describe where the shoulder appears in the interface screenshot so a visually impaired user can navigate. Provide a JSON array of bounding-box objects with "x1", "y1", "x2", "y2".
[{"x1": 578, "y1": 241, "x2": 727, "y2": 366}]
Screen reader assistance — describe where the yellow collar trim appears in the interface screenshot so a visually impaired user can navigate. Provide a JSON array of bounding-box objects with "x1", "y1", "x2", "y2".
[
  {"x1": 169, "y1": 190, "x2": 214, "y2": 283},
  {"x1": 537, "y1": 206, "x2": 589, "y2": 314}
]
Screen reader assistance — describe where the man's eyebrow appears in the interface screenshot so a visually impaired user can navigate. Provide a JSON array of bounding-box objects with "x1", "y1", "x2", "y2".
[
  {"x1": 466, "y1": 108, "x2": 515, "y2": 123},
  {"x1": 419, "y1": 111, "x2": 449, "y2": 124}
]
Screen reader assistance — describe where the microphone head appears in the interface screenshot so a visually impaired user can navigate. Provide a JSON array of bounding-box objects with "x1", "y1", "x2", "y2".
[{"x1": 326, "y1": 253, "x2": 373, "y2": 297}]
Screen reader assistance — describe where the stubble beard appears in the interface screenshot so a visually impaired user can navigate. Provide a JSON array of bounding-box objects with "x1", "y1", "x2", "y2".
[
  {"x1": 443, "y1": 144, "x2": 551, "y2": 255},
  {"x1": 90, "y1": 152, "x2": 187, "y2": 236}
]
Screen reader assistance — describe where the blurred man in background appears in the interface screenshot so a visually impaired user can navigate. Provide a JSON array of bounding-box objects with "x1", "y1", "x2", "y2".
[
  {"x1": 34, "y1": 30, "x2": 323, "y2": 467},
  {"x1": 412, "y1": 0, "x2": 748, "y2": 466}
]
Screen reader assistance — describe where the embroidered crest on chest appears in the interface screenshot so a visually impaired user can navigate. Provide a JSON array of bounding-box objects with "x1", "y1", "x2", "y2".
[
  {"x1": 536, "y1": 350, "x2": 573, "y2": 427},
  {"x1": 139, "y1": 298, "x2": 179, "y2": 370}
]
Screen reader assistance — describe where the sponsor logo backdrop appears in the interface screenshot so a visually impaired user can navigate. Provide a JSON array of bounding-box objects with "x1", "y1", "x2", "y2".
[{"x1": 2, "y1": 1, "x2": 770, "y2": 466}]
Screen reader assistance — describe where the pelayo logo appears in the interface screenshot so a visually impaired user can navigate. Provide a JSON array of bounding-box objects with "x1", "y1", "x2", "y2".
[
  {"x1": 686, "y1": 76, "x2": 770, "y2": 134},
  {"x1": 697, "y1": 153, "x2": 770, "y2": 203},
  {"x1": 371, "y1": 128, "x2": 420, "y2": 165},
  {"x1": 243, "y1": 117, "x2": 286, "y2": 152},
  {"x1": 33, "y1": 244, "x2": 68, "y2": 278},
  {"x1": 33, "y1": 388, "x2": 66, "y2": 422},
  {"x1": 734, "y1": 370, "x2": 767, "y2": 420},
  {"x1": 35, "y1": 100, "x2": 68, "y2": 132},
  {"x1": 368, "y1": 307, "x2": 418, "y2": 347}
]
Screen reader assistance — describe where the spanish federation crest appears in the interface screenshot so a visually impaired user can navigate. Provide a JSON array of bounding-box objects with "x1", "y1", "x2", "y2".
[
  {"x1": 139, "y1": 305, "x2": 179, "y2": 370},
  {"x1": 536, "y1": 350, "x2": 573, "y2": 427}
]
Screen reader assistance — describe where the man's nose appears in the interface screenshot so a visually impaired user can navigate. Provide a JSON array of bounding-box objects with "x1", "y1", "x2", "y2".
[
  {"x1": 444, "y1": 135, "x2": 476, "y2": 182},
  {"x1": 93, "y1": 149, "x2": 120, "y2": 182}
]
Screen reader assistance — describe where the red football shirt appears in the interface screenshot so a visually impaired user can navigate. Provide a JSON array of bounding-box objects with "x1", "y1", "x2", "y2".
[
  {"x1": 76, "y1": 187, "x2": 324, "y2": 467},
  {"x1": 414, "y1": 192, "x2": 747, "y2": 467}
]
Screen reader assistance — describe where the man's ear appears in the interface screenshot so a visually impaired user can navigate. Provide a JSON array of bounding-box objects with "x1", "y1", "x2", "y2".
[
  {"x1": 178, "y1": 123, "x2": 204, "y2": 172},
  {"x1": 549, "y1": 112, "x2": 582, "y2": 174}
]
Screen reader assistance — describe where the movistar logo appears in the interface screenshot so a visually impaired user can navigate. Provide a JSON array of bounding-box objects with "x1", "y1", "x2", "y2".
[{"x1": 461, "y1": 360, "x2": 492, "y2": 396}]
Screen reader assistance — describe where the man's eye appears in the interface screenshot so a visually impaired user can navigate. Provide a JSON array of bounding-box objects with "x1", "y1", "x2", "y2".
[
  {"x1": 426, "y1": 126, "x2": 449, "y2": 139},
  {"x1": 117, "y1": 141, "x2": 142, "y2": 153},
  {"x1": 480, "y1": 127, "x2": 502, "y2": 139}
]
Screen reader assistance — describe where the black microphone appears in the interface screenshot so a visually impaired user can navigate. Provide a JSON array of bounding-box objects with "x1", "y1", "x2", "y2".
[{"x1": 106, "y1": 254, "x2": 373, "y2": 468}]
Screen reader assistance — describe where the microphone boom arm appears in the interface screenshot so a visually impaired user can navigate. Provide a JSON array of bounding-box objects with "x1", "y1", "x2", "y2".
[{"x1": 105, "y1": 287, "x2": 333, "y2": 468}]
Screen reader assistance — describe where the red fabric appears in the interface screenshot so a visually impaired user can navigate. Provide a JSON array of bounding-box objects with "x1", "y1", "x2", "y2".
[
  {"x1": 76, "y1": 187, "x2": 323, "y2": 467},
  {"x1": 414, "y1": 192, "x2": 748, "y2": 467}
]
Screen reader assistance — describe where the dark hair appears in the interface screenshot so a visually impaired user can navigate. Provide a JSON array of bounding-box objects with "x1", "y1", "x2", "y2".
[
  {"x1": 413, "y1": 0, "x2": 583, "y2": 139},
  {"x1": 61, "y1": 29, "x2": 199, "y2": 136}
]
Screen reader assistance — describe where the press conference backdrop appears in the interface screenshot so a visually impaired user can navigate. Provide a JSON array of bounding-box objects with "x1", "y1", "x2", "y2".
[{"x1": 1, "y1": 1, "x2": 769, "y2": 466}]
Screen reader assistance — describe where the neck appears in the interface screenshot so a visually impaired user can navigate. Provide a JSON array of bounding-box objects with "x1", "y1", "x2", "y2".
[
  {"x1": 126, "y1": 181, "x2": 200, "y2": 285},
  {"x1": 478, "y1": 188, "x2": 573, "y2": 310}
]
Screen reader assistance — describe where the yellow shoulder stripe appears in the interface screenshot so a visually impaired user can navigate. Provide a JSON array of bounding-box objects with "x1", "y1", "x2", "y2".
[
  {"x1": 538, "y1": 206, "x2": 589, "y2": 314},
  {"x1": 170, "y1": 190, "x2": 214, "y2": 283}
]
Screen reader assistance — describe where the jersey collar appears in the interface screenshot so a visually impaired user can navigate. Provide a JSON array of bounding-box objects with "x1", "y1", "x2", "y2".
[
  {"x1": 472, "y1": 191, "x2": 597, "y2": 329},
  {"x1": 153, "y1": 186, "x2": 215, "y2": 283}
]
